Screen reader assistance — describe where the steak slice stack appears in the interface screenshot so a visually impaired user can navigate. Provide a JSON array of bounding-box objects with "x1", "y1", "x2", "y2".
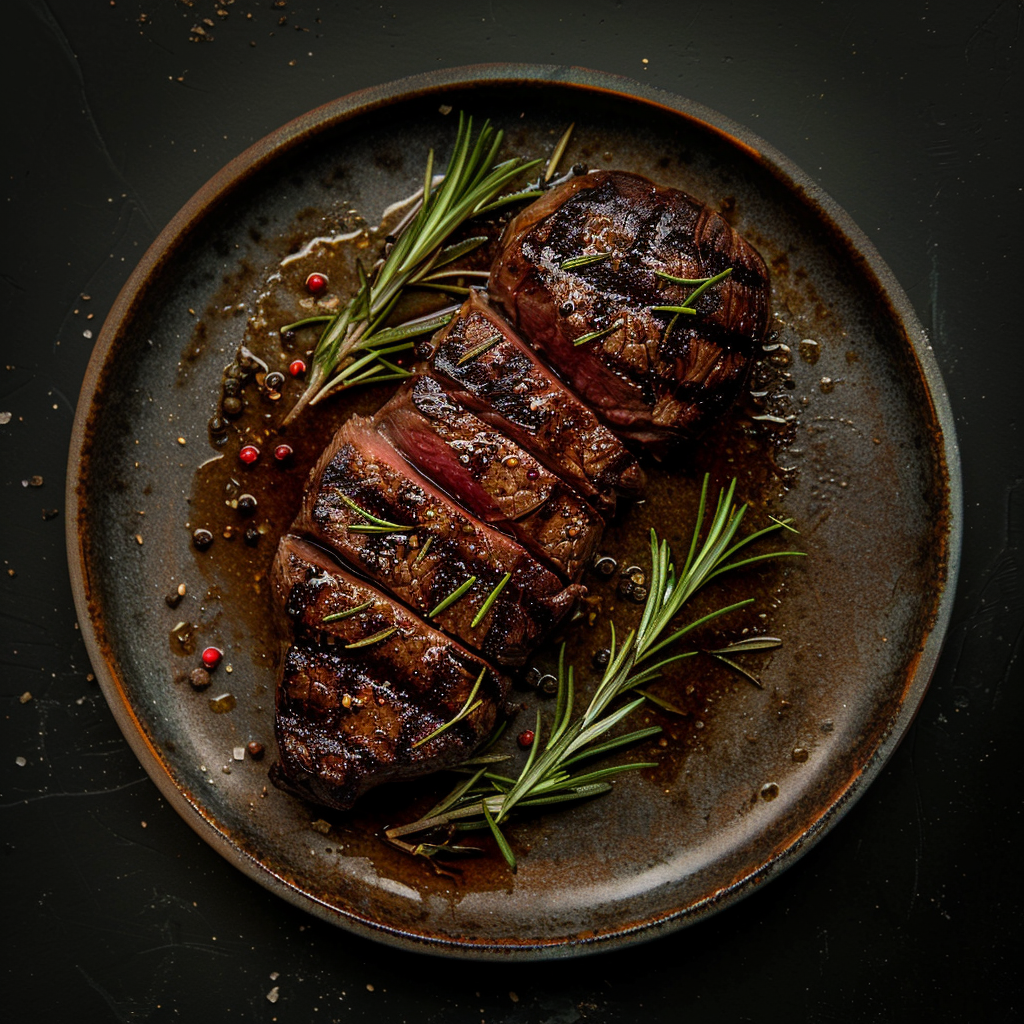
[
  {"x1": 291, "y1": 416, "x2": 583, "y2": 667},
  {"x1": 488, "y1": 170, "x2": 771, "y2": 449},
  {"x1": 271, "y1": 169, "x2": 771, "y2": 814},
  {"x1": 271, "y1": 536, "x2": 510, "y2": 811}
]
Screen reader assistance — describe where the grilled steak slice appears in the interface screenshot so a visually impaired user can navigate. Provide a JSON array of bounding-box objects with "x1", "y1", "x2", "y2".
[
  {"x1": 488, "y1": 170, "x2": 771, "y2": 448},
  {"x1": 423, "y1": 290, "x2": 644, "y2": 515},
  {"x1": 375, "y1": 375, "x2": 603, "y2": 582},
  {"x1": 270, "y1": 535, "x2": 509, "y2": 811},
  {"x1": 292, "y1": 416, "x2": 583, "y2": 665}
]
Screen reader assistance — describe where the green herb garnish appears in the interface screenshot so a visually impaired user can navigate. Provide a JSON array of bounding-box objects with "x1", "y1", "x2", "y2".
[
  {"x1": 470, "y1": 572, "x2": 512, "y2": 627},
  {"x1": 339, "y1": 493, "x2": 412, "y2": 534},
  {"x1": 385, "y1": 476, "x2": 803, "y2": 871},
  {"x1": 345, "y1": 626, "x2": 398, "y2": 649},
  {"x1": 322, "y1": 599, "x2": 374, "y2": 624},
  {"x1": 413, "y1": 668, "x2": 487, "y2": 749},
  {"x1": 428, "y1": 575, "x2": 478, "y2": 619},
  {"x1": 573, "y1": 317, "x2": 624, "y2": 347},
  {"x1": 456, "y1": 333, "x2": 503, "y2": 366},
  {"x1": 651, "y1": 267, "x2": 733, "y2": 314},
  {"x1": 561, "y1": 251, "x2": 611, "y2": 271},
  {"x1": 284, "y1": 114, "x2": 541, "y2": 421}
]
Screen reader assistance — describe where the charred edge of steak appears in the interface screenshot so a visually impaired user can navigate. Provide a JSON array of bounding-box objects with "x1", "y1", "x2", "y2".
[
  {"x1": 488, "y1": 170, "x2": 771, "y2": 447},
  {"x1": 291, "y1": 416, "x2": 583, "y2": 665},
  {"x1": 270, "y1": 535, "x2": 510, "y2": 811},
  {"x1": 423, "y1": 290, "x2": 645, "y2": 513},
  {"x1": 375, "y1": 376, "x2": 604, "y2": 582}
]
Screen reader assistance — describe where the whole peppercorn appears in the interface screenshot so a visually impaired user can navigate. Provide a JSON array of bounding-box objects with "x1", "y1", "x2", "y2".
[
  {"x1": 306, "y1": 272, "x2": 328, "y2": 294},
  {"x1": 201, "y1": 647, "x2": 222, "y2": 669},
  {"x1": 237, "y1": 494, "x2": 257, "y2": 516},
  {"x1": 517, "y1": 730, "x2": 535, "y2": 749},
  {"x1": 189, "y1": 667, "x2": 211, "y2": 690},
  {"x1": 192, "y1": 528, "x2": 214, "y2": 552},
  {"x1": 239, "y1": 444, "x2": 260, "y2": 465}
]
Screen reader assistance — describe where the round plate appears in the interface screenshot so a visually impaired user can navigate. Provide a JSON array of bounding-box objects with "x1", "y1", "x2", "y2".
[{"x1": 66, "y1": 65, "x2": 960, "y2": 959}]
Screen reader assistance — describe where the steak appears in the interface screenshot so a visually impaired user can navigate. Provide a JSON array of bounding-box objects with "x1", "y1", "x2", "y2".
[
  {"x1": 291, "y1": 415, "x2": 583, "y2": 665},
  {"x1": 488, "y1": 170, "x2": 771, "y2": 448},
  {"x1": 376, "y1": 375, "x2": 603, "y2": 582},
  {"x1": 271, "y1": 537, "x2": 510, "y2": 811},
  {"x1": 424, "y1": 290, "x2": 645, "y2": 514}
]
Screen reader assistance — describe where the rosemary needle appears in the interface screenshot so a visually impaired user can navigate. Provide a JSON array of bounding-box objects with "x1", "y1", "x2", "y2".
[
  {"x1": 345, "y1": 626, "x2": 398, "y2": 649},
  {"x1": 322, "y1": 599, "x2": 374, "y2": 624},
  {"x1": 428, "y1": 576, "x2": 477, "y2": 619},
  {"x1": 471, "y1": 572, "x2": 512, "y2": 627},
  {"x1": 573, "y1": 318, "x2": 624, "y2": 347}
]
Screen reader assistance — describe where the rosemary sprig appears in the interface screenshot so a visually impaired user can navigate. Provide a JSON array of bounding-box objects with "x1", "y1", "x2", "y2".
[
  {"x1": 284, "y1": 114, "x2": 541, "y2": 421},
  {"x1": 428, "y1": 576, "x2": 477, "y2": 619},
  {"x1": 385, "y1": 476, "x2": 804, "y2": 871},
  {"x1": 413, "y1": 669, "x2": 487, "y2": 749}
]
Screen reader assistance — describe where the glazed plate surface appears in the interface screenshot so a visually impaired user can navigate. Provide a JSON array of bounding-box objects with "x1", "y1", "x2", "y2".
[{"x1": 67, "y1": 66, "x2": 959, "y2": 958}]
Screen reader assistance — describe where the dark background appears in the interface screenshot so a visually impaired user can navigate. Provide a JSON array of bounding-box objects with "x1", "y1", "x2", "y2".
[{"x1": 2, "y1": 1, "x2": 1020, "y2": 1021}]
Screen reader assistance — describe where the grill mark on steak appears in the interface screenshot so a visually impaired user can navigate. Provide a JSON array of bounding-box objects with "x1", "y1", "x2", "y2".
[
  {"x1": 291, "y1": 416, "x2": 583, "y2": 665},
  {"x1": 375, "y1": 375, "x2": 603, "y2": 582},
  {"x1": 488, "y1": 170, "x2": 771, "y2": 448},
  {"x1": 422, "y1": 290, "x2": 645, "y2": 515},
  {"x1": 271, "y1": 536, "x2": 510, "y2": 811}
]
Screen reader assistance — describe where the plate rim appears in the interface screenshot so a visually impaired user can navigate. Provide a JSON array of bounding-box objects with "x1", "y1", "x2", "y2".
[{"x1": 65, "y1": 63, "x2": 963, "y2": 959}]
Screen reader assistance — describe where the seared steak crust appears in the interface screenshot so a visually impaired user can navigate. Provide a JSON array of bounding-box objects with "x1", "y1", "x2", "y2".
[
  {"x1": 292, "y1": 416, "x2": 583, "y2": 665},
  {"x1": 488, "y1": 170, "x2": 771, "y2": 447},
  {"x1": 271, "y1": 536, "x2": 509, "y2": 811},
  {"x1": 424, "y1": 290, "x2": 644, "y2": 514},
  {"x1": 376, "y1": 375, "x2": 603, "y2": 582}
]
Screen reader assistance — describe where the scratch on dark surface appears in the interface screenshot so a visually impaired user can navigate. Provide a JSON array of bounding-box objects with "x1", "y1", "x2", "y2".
[
  {"x1": 32, "y1": 0, "x2": 157, "y2": 236},
  {"x1": 49, "y1": 385, "x2": 76, "y2": 415},
  {"x1": 963, "y1": 0, "x2": 1021, "y2": 67},
  {"x1": 76, "y1": 964, "x2": 130, "y2": 1024},
  {"x1": 0, "y1": 776, "x2": 146, "y2": 810}
]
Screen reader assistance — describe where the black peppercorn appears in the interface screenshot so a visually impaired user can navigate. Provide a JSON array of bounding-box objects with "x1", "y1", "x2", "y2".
[
  {"x1": 237, "y1": 494, "x2": 257, "y2": 517},
  {"x1": 192, "y1": 528, "x2": 214, "y2": 552}
]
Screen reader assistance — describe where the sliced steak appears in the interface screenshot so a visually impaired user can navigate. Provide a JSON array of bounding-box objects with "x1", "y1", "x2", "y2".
[
  {"x1": 270, "y1": 535, "x2": 509, "y2": 811},
  {"x1": 488, "y1": 170, "x2": 771, "y2": 448},
  {"x1": 375, "y1": 375, "x2": 603, "y2": 582},
  {"x1": 423, "y1": 290, "x2": 644, "y2": 514},
  {"x1": 292, "y1": 416, "x2": 583, "y2": 665}
]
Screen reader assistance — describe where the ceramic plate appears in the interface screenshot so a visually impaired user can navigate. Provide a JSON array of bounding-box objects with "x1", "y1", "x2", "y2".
[{"x1": 67, "y1": 65, "x2": 960, "y2": 959}]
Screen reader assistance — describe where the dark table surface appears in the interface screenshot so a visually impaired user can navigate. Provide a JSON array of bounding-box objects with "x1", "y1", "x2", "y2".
[{"x1": 3, "y1": 2, "x2": 1020, "y2": 1021}]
